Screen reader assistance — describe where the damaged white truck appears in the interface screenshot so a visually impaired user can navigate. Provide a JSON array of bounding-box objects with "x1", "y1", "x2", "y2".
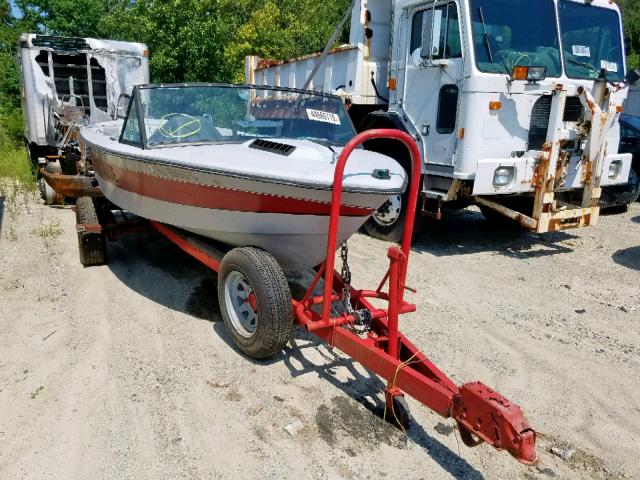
[
  {"x1": 18, "y1": 34, "x2": 149, "y2": 203},
  {"x1": 247, "y1": 0, "x2": 633, "y2": 240}
]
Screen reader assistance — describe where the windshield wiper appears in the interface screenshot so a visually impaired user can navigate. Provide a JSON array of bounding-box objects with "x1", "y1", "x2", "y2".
[
  {"x1": 299, "y1": 136, "x2": 340, "y2": 162},
  {"x1": 299, "y1": 136, "x2": 336, "y2": 148},
  {"x1": 478, "y1": 7, "x2": 511, "y2": 76},
  {"x1": 566, "y1": 57, "x2": 605, "y2": 79}
]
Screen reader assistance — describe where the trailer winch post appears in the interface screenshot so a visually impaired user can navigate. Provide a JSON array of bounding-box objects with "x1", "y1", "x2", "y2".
[{"x1": 320, "y1": 129, "x2": 422, "y2": 322}]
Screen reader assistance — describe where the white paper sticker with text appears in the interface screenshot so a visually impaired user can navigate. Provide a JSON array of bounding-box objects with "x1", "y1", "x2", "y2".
[
  {"x1": 572, "y1": 45, "x2": 591, "y2": 57},
  {"x1": 600, "y1": 60, "x2": 618, "y2": 72},
  {"x1": 306, "y1": 109, "x2": 341, "y2": 125}
]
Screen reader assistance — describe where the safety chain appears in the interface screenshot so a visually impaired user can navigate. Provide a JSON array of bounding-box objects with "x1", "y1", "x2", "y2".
[
  {"x1": 340, "y1": 242, "x2": 354, "y2": 315},
  {"x1": 339, "y1": 242, "x2": 373, "y2": 334}
]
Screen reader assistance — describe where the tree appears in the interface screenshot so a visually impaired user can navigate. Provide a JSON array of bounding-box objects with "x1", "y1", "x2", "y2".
[
  {"x1": 620, "y1": 0, "x2": 640, "y2": 70},
  {"x1": 223, "y1": 0, "x2": 350, "y2": 82},
  {"x1": 0, "y1": 1, "x2": 36, "y2": 144},
  {"x1": 15, "y1": 0, "x2": 109, "y2": 37}
]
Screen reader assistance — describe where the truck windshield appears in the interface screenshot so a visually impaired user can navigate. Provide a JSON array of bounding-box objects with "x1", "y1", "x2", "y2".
[
  {"x1": 470, "y1": 0, "x2": 561, "y2": 77},
  {"x1": 559, "y1": 1, "x2": 624, "y2": 82}
]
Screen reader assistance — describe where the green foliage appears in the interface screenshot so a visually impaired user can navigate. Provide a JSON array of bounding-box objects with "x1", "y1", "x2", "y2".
[
  {"x1": 0, "y1": 142, "x2": 32, "y2": 184},
  {"x1": 96, "y1": 0, "x2": 349, "y2": 84},
  {"x1": 620, "y1": 0, "x2": 640, "y2": 70},
  {"x1": 15, "y1": 0, "x2": 108, "y2": 37},
  {"x1": 223, "y1": 0, "x2": 350, "y2": 82},
  {"x1": 1, "y1": 1, "x2": 28, "y2": 147}
]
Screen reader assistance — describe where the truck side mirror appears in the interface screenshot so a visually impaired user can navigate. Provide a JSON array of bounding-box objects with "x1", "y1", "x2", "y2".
[
  {"x1": 420, "y1": 8, "x2": 442, "y2": 59},
  {"x1": 626, "y1": 69, "x2": 640, "y2": 86}
]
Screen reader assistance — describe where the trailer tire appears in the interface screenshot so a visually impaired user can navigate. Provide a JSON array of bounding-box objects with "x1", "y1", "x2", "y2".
[
  {"x1": 76, "y1": 197, "x2": 106, "y2": 266},
  {"x1": 218, "y1": 247, "x2": 293, "y2": 359},
  {"x1": 41, "y1": 162, "x2": 64, "y2": 205}
]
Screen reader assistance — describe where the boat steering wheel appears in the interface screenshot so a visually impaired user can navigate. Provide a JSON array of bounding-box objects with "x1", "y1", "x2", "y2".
[{"x1": 159, "y1": 113, "x2": 202, "y2": 140}]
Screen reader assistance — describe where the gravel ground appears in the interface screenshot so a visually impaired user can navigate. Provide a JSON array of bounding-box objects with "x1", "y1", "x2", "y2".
[{"x1": 0, "y1": 189, "x2": 638, "y2": 480}]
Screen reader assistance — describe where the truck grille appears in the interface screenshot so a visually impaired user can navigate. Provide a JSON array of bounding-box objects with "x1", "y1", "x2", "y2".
[{"x1": 528, "y1": 96, "x2": 584, "y2": 150}]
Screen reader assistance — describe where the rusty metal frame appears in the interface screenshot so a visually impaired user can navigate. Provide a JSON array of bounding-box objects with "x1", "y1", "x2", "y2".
[{"x1": 475, "y1": 76, "x2": 618, "y2": 233}]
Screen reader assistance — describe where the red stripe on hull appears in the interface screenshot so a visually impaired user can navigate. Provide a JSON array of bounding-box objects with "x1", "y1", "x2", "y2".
[{"x1": 93, "y1": 156, "x2": 373, "y2": 216}]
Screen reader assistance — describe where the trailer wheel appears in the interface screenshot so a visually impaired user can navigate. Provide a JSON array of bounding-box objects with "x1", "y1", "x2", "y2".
[
  {"x1": 40, "y1": 162, "x2": 64, "y2": 205},
  {"x1": 76, "y1": 197, "x2": 106, "y2": 266},
  {"x1": 218, "y1": 247, "x2": 293, "y2": 359},
  {"x1": 39, "y1": 178, "x2": 61, "y2": 205}
]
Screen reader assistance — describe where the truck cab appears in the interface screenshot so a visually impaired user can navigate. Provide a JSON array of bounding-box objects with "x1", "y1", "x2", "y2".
[{"x1": 249, "y1": 0, "x2": 632, "y2": 239}]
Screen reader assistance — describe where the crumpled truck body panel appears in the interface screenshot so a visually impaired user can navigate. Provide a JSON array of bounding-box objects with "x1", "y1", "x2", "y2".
[{"x1": 19, "y1": 33, "x2": 150, "y2": 148}]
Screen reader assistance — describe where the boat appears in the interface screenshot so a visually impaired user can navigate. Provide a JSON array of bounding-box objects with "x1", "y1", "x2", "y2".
[{"x1": 79, "y1": 83, "x2": 406, "y2": 270}]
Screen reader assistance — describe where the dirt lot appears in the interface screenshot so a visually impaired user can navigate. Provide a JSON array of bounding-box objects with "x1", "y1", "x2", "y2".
[{"x1": 1, "y1": 189, "x2": 638, "y2": 480}]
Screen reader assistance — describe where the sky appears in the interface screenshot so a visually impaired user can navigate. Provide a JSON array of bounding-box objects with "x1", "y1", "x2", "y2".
[{"x1": 10, "y1": 0, "x2": 21, "y2": 18}]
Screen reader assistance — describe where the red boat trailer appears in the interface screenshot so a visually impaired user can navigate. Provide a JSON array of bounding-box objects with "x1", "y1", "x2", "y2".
[
  {"x1": 77, "y1": 128, "x2": 537, "y2": 465},
  {"x1": 147, "y1": 129, "x2": 538, "y2": 465}
]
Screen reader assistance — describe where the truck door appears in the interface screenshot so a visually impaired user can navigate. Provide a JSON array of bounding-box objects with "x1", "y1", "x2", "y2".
[{"x1": 402, "y1": 2, "x2": 463, "y2": 168}]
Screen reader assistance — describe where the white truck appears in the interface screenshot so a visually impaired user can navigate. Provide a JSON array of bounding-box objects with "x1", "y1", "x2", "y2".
[
  {"x1": 247, "y1": 0, "x2": 633, "y2": 240},
  {"x1": 18, "y1": 33, "x2": 149, "y2": 202}
]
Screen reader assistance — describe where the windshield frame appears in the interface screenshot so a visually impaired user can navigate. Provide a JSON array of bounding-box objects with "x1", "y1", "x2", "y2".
[
  {"x1": 119, "y1": 83, "x2": 357, "y2": 150},
  {"x1": 558, "y1": 0, "x2": 625, "y2": 83},
  {"x1": 469, "y1": 0, "x2": 562, "y2": 78}
]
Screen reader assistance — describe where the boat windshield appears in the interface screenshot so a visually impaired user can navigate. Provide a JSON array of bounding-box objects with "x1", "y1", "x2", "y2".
[
  {"x1": 559, "y1": 0, "x2": 624, "y2": 82},
  {"x1": 470, "y1": 0, "x2": 561, "y2": 77},
  {"x1": 120, "y1": 84, "x2": 356, "y2": 149}
]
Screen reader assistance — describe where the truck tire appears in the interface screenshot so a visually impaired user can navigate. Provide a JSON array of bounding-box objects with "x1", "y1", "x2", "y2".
[
  {"x1": 76, "y1": 197, "x2": 106, "y2": 266},
  {"x1": 363, "y1": 190, "x2": 411, "y2": 242},
  {"x1": 600, "y1": 169, "x2": 640, "y2": 212},
  {"x1": 218, "y1": 247, "x2": 293, "y2": 359}
]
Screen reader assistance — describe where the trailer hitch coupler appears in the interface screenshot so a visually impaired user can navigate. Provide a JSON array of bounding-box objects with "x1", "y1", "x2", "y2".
[{"x1": 452, "y1": 381, "x2": 538, "y2": 465}]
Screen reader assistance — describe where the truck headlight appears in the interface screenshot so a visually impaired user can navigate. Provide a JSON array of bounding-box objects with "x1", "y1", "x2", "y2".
[
  {"x1": 608, "y1": 160, "x2": 622, "y2": 180},
  {"x1": 493, "y1": 166, "x2": 515, "y2": 186}
]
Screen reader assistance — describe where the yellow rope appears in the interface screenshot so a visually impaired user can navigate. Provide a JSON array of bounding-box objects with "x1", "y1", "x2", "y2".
[{"x1": 383, "y1": 351, "x2": 420, "y2": 436}]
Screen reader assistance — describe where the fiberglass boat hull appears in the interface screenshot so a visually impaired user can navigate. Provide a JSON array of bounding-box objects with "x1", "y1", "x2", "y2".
[{"x1": 84, "y1": 139, "x2": 404, "y2": 271}]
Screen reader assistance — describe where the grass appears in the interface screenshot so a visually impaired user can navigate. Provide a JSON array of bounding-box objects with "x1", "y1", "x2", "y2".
[
  {"x1": 32, "y1": 217, "x2": 64, "y2": 240},
  {"x1": 0, "y1": 143, "x2": 35, "y2": 186},
  {"x1": 0, "y1": 140, "x2": 38, "y2": 218}
]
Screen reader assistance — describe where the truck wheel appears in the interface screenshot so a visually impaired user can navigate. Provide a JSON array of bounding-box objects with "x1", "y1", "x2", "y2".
[
  {"x1": 218, "y1": 247, "x2": 293, "y2": 359},
  {"x1": 76, "y1": 197, "x2": 106, "y2": 266},
  {"x1": 363, "y1": 189, "x2": 423, "y2": 243},
  {"x1": 600, "y1": 169, "x2": 640, "y2": 212}
]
